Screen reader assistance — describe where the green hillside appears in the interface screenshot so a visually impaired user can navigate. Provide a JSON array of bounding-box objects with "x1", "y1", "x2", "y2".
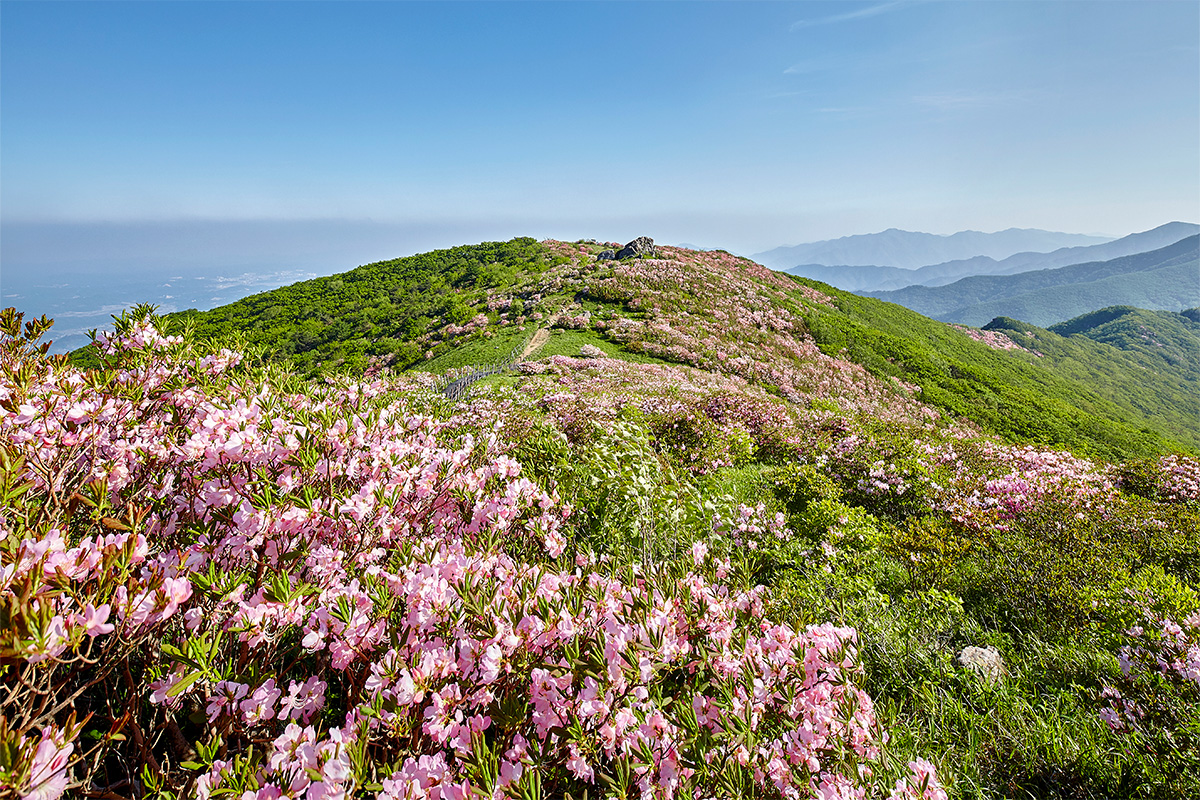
[
  {"x1": 864, "y1": 235, "x2": 1200, "y2": 326},
  {"x1": 1049, "y1": 306, "x2": 1200, "y2": 382},
  {"x1": 162, "y1": 237, "x2": 561, "y2": 375},
  {"x1": 71, "y1": 237, "x2": 1197, "y2": 459},
  {"x1": 788, "y1": 283, "x2": 1199, "y2": 457},
  {"x1": 979, "y1": 315, "x2": 1198, "y2": 452},
  {"x1": 41, "y1": 238, "x2": 1200, "y2": 798}
]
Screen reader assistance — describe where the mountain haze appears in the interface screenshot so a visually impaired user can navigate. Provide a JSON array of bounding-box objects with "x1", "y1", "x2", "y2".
[
  {"x1": 864, "y1": 235, "x2": 1200, "y2": 327},
  {"x1": 753, "y1": 228, "x2": 1112, "y2": 271},
  {"x1": 780, "y1": 222, "x2": 1199, "y2": 292}
]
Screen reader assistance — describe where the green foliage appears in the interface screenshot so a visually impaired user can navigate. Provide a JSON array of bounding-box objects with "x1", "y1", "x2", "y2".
[
  {"x1": 31, "y1": 294, "x2": 1200, "y2": 798},
  {"x1": 66, "y1": 235, "x2": 1196, "y2": 461},
  {"x1": 1048, "y1": 305, "x2": 1200, "y2": 383},
  {"x1": 512, "y1": 416, "x2": 714, "y2": 566},
  {"x1": 417, "y1": 327, "x2": 531, "y2": 375},
  {"x1": 791, "y1": 278, "x2": 1197, "y2": 458},
  {"x1": 886, "y1": 516, "x2": 976, "y2": 590},
  {"x1": 768, "y1": 463, "x2": 843, "y2": 515},
  {"x1": 939, "y1": 497, "x2": 1198, "y2": 638},
  {"x1": 88, "y1": 238, "x2": 554, "y2": 377}
]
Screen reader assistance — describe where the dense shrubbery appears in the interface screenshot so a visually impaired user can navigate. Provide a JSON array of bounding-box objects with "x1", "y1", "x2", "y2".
[
  {"x1": 143, "y1": 239, "x2": 561, "y2": 377},
  {"x1": 798, "y1": 293, "x2": 1197, "y2": 459},
  {"x1": 17, "y1": 237, "x2": 1200, "y2": 799},
  {"x1": 9, "y1": 306, "x2": 1200, "y2": 798},
  {"x1": 75, "y1": 238, "x2": 1197, "y2": 461},
  {"x1": 3, "y1": 310, "x2": 954, "y2": 800}
]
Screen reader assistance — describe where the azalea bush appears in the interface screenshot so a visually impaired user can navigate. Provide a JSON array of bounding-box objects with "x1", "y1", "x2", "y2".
[
  {"x1": 1096, "y1": 592, "x2": 1200, "y2": 794},
  {"x1": 0, "y1": 308, "x2": 949, "y2": 799},
  {"x1": 8, "y1": 297, "x2": 1200, "y2": 799}
]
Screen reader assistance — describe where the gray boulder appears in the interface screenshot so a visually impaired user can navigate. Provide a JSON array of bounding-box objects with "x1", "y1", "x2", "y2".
[
  {"x1": 616, "y1": 236, "x2": 656, "y2": 260},
  {"x1": 596, "y1": 250, "x2": 616, "y2": 261}
]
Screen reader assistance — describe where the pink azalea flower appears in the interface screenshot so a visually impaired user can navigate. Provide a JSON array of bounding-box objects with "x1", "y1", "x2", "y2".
[{"x1": 21, "y1": 727, "x2": 74, "y2": 800}]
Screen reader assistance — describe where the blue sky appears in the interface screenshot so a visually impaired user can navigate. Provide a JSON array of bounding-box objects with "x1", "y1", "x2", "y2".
[{"x1": 2, "y1": 0, "x2": 1198, "y2": 255}]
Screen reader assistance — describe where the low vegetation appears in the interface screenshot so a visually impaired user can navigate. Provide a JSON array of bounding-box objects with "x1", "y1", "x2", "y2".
[
  {"x1": 141, "y1": 238, "x2": 562, "y2": 377},
  {"x1": 11, "y1": 237, "x2": 1199, "y2": 798}
]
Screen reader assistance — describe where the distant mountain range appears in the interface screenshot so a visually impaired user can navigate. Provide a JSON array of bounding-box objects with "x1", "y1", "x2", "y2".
[
  {"x1": 863, "y1": 235, "x2": 1200, "y2": 327},
  {"x1": 753, "y1": 228, "x2": 1113, "y2": 271},
  {"x1": 775, "y1": 222, "x2": 1200, "y2": 292}
]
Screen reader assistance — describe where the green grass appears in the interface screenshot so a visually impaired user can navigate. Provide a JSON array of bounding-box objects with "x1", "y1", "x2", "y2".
[
  {"x1": 415, "y1": 326, "x2": 672, "y2": 377},
  {"x1": 787, "y1": 277, "x2": 1197, "y2": 459},
  {"x1": 535, "y1": 328, "x2": 672, "y2": 364},
  {"x1": 415, "y1": 327, "x2": 534, "y2": 374}
]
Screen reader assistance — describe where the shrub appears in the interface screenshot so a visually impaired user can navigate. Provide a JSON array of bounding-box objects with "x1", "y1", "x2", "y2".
[{"x1": 1, "y1": 310, "x2": 946, "y2": 799}]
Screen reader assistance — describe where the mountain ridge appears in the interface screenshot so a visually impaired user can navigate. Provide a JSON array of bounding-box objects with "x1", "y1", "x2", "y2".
[
  {"x1": 70, "y1": 235, "x2": 1194, "y2": 459},
  {"x1": 863, "y1": 234, "x2": 1200, "y2": 327},
  {"x1": 780, "y1": 221, "x2": 1199, "y2": 291},
  {"x1": 754, "y1": 227, "x2": 1113, "y2": 270},
  {"x1": 1047, "y1": 305, "x2": 1200, "y2": 383},
  {"x1": 28, "y1": 233, "x2": 1200, "y2": 800}
]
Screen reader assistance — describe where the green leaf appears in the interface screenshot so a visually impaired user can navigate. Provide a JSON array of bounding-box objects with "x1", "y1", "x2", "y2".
[{"x1": 166, "y1": 670, "x2": 205, "y2": 698}]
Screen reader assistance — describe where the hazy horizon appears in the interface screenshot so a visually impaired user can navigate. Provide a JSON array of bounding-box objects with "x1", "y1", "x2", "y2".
[
  {"x1": 6, "y1": 216, "x2": 1192, "y2": 355},
  {"x1": 3, "y1": 1, "x2": 1198, "y2": 254},
  {"x1": 3, "y1": 1, "x2": 1198, "y2": 348}
]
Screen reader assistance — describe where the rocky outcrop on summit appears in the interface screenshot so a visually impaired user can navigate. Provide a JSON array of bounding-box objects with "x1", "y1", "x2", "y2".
[{"x1": 617, "y1": 236, "x2": 656, "y2": 260}]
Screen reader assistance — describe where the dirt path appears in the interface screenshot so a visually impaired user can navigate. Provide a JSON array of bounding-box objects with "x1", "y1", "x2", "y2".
[
  {"x1": 520, "y1": 314, "x2": 558, "y2": 360},
  {"x1": 521, "y1": 328, "x2": 550, "y2": 359}
]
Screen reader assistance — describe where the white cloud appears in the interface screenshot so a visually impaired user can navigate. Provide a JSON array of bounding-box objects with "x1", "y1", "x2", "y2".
[{"x1": 791, "y1": 1, "x2": 914, "y2": 30}]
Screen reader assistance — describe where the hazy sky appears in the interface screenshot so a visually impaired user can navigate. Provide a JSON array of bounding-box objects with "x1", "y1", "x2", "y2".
[{"x1": 3, "y1": 0, "x2": 1198, "y2": 255}]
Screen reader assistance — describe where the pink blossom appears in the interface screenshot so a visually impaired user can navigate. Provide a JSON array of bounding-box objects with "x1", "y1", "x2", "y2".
[{"x1": 20, "y1": 727, "x2": 74, "y2": 800}]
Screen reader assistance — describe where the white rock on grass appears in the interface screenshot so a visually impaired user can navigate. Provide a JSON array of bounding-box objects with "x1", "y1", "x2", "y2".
[
  {"x1": 957, "y1": 645, "x2": 1006, "y2": 682},
  {"x1": 580, "y1": 344, "x2": 604, "y2": 359}
]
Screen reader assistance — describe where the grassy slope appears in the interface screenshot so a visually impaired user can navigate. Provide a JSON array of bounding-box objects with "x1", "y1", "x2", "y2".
[
  {"x1": 786, "y1": 278, "x2": 1197, "y2": 457},
  {"x1": 417, "y1": 326, "x2": 669, "y2": 375},
  {"x1": 984, "y1": 315, "x2": 1199, "y2": 453},
  {"x1": 161, "y1": 238, "x2": 562, "y2": 376},
  {"x1": 51, "y1": 240, "x2": 1200, "y2": 796},
  {"x1": 69, "y1": 237, "x2": 1197, "y2": 459},
  {"x1": 1048, "y1": 306, "x2": 1200, "y2": 382}
]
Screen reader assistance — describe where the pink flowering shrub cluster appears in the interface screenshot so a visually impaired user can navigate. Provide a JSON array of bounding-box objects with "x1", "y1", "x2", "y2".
[
  {"x1": 0, "y1": 310, "x2": 945, "y2": 799},
  {"x1": 532, "y1": 240, "x2": 954, "y2": 430},
  {"x1": 1098, "y1": 592, "x2": 1200, "y2": 774},
  {"x1": 1117, "y1": 454, "x2": 1200, "y2": 505},
  {"x1": 514, "y1": 355, "x2": 802, "y2": 476},
  {"x1": 948, "y1": 325, "x2": 1042, "y2": 357},
  {"x1": 933, "y1": 443, "x2": 1116, "y2": 531}
]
